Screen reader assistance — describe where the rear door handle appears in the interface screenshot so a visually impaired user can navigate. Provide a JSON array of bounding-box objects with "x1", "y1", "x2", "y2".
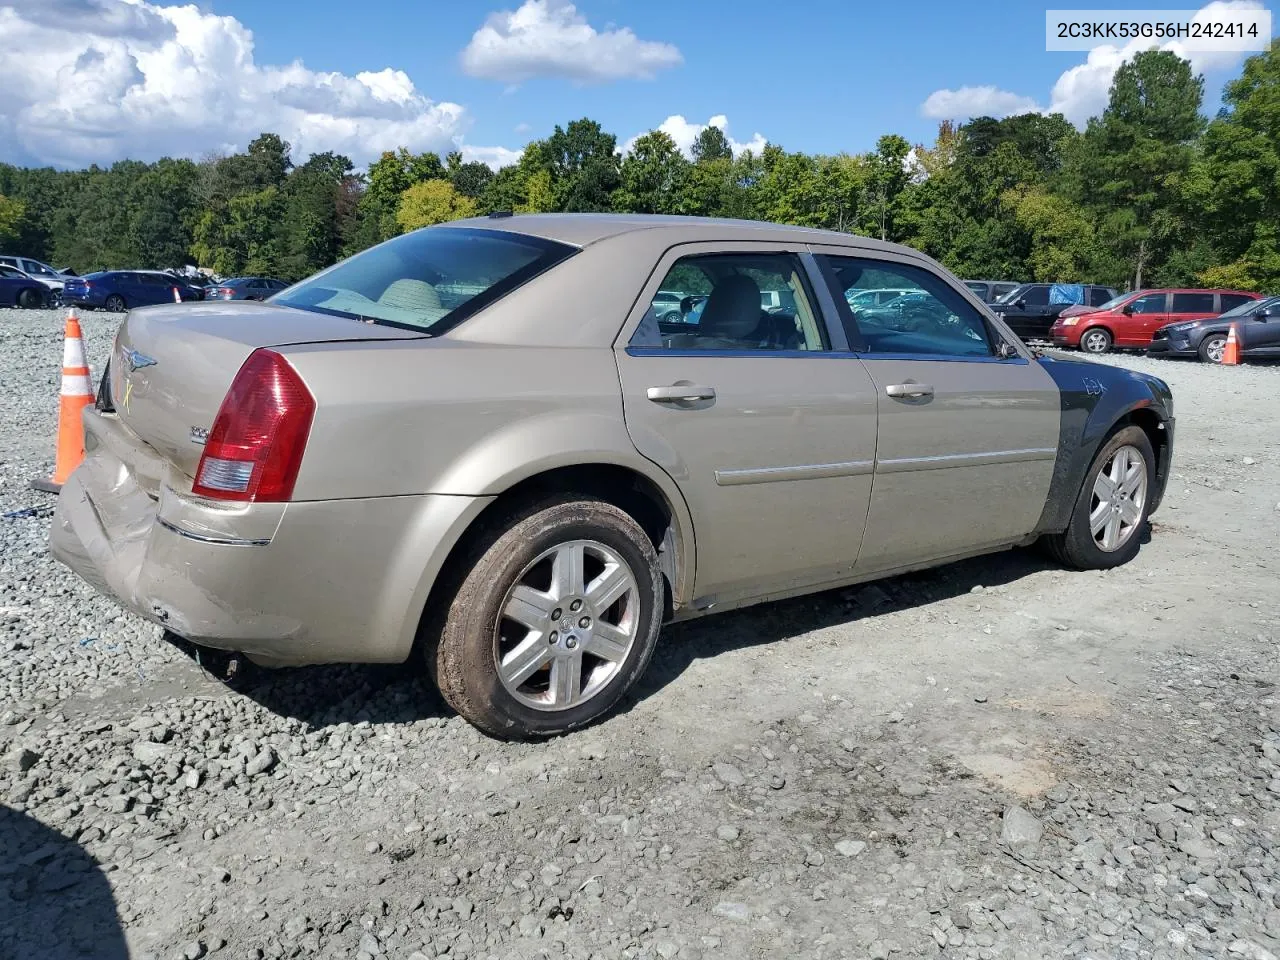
[
  {"x1": 647, "y1": 384, "x2": 716, "y2": 403},
  {"x1": 885, "y1": 382, "x2": 934, "y2": 399}
]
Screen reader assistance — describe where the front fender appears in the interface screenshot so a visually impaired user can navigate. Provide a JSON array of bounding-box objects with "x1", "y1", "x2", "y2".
[{"x1": 1033, "y1": 353, "x2": 1174, "y2": 534}]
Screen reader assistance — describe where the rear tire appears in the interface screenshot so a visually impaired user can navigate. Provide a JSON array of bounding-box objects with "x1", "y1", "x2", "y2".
[
  {"x1": 1198, "y1": 333, "x2": 1226, "y2": 364},
  {"x1": 1043, "y1": 425, "x2": 1154, "y2": 570},
  {"x1": 1080, "y1": 327, "x2": 1112, "y2": 354},
  {"x1": 104, "y1": 294, "x2": 126, "y2": 313},
  {"x1": 17, "y1": 288, "x2": 44, "y2": 309},
  {"x1": 429, "y1": 497, "x2": 663, "y2": 740}
]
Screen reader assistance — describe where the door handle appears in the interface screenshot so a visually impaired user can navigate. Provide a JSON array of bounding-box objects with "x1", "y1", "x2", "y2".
[
  {"x1": 885, "y1": 382, "x2": 934, "y2": 399},
  {"x1": 646, "y1": 384, "x2": 716, "y2": 403}
]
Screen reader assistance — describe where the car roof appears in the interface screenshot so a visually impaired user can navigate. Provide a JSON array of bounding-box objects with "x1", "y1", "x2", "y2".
[{"x1": 438, "y1": 212, "x2": 922, "y2": 257}]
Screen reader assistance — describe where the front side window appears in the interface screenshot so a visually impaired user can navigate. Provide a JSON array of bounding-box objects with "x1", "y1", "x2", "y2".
[
  {"x1": 630, "y1": 253, "x2": 828, "y2": 352},
  {"x1": 822, "y1": 256, "x2": 993, "y2": 357},
  {"x1": 272, "y1": 226, "x2": 576, "y2": 334},
  {"x1": 1128, "y1": 293, "x2": 1167, "y2": 314},
  {"x1": 1171, "y1": 292, "x2": 1215, "y2": 313}
]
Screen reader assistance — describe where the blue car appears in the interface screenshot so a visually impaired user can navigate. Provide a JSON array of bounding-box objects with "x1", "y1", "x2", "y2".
[
  {"x1": 0, "y1": 263, "x2": 51, "y2": 308},
  {"x1": 63, "y1": 271, "x2": 205, "y2": 311},
  {"x1": 206, "y1": 276, "x2": 290, "y2": 301}
]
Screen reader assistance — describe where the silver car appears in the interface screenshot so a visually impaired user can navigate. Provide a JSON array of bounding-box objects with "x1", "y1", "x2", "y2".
[{"x1": 50, "y1": 214, "x2": 1175, "y2": 739}]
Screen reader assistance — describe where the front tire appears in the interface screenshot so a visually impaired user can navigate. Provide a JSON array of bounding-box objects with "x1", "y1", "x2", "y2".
[
  {"x1": 431, "y1": 497, "x2": 663, "y2": 740},
  {"x1": 1198, "y1": 333, "x2": 1226, "y2": 364},
  {"x1": 1080, "y1": 327, "x2": 1112, "y2": 354},
  {"x1": 17, "y1": 288, "x2": 44, "y2": 309},
  {"x1": 104, "y1": 294, "x2": 126, "y2": 313},
  {"x1": 1044, "y1": 425, "x2": 1154, "y2": 570}
]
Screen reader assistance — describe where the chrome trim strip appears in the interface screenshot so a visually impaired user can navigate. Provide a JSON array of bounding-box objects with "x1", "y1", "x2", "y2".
[
  {"x1": 876, "y1": 447, "x2": 1058, "y2": 474},
  {"x1": 157, "y1": 516, "x2": 271, "y2": 546},
  {"x1": 715, "y1": 459, "x2": 875, "y2": 486}
]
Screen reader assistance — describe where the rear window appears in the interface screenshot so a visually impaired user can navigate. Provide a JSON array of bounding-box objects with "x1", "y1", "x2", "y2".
[
  {"x1": 1219, "y1": 293, "x2": 1253, "y2": 312},
  {"x1": 272, "y1": 226, "x2": 576, "y2": 334}
]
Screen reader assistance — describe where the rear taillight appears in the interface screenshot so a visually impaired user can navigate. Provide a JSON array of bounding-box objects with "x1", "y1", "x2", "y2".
[
  {"x1": 192, "y1": 349, "x2": 315, "y2": 502},
  {"x1": 217, "y1": 287, "x2": 234, "y2": 297}
]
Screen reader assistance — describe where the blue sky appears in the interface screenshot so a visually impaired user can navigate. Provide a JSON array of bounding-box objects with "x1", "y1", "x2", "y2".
[{"x1": 0, "y1": 0, "x2": 1272, "y2": 169}]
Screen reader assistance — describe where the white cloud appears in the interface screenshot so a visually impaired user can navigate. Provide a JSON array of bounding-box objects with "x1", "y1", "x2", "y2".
[
  {"x1": 921, "y1": 86, "x2": 1042, "y2": 122},
  {"x1": 458, "y1": 143, "x2": 523, "y2": 170},
  {"x1": 625, "y1": 115, "x2": 767, "y2": 159},
  {"x1": 460, "y1": 0, "x2": 682, "y2": 83},
  {"x1": 920, "y1": 0, "x2": 1265, "y2": 127},
  {"x1": 0, "y1": 0, "x2": 511, "y2": 169}
]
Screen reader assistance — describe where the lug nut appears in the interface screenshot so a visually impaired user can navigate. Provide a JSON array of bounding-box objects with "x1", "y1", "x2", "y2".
[
  {"x1": 578, "y1": 616, "x2": 591, "y2": 629},
  {"x1": 551, "y1": 608, "x2": 562, "y2": 621},
  {"x1": 565, "y1": 637, "x2": 578, "y2": 650},
  {"x1": 548, "y1": 631, "x2": 558, "y2": 644},
  {"x1": 570, "y1": 599, "x2": 583, "y2": 612}
]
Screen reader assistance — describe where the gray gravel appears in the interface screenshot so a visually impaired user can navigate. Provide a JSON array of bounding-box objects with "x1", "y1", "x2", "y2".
[{"x1": 2, "y1": 307, "x2": 1279, "y2": 960}]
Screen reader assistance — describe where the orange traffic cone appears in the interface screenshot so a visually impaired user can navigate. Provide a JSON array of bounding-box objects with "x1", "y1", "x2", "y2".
[
  {"x1": 31, "y1": 311, "x2": 94, "y2": 493},
  {"x1": 1221, "y1": 323, "x2": 1242, "y2": 366}
]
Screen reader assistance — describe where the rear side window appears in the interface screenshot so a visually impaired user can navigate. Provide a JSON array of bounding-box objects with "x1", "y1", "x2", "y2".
[
  {"x1": 1219, "y1": 294, "x2": 1252, "y2": 312},
  {"x1": 1088, "y1": 287, "x2": 1113, "y2": 306},
  {"x1": 1020, "y1": 285, "x2": 1050, "y2": 307},
  {"x1": 630, "y1": 253, "x2": 827, "y2": 352},
  {"x1": 273, "y1": 226, "x2": 576, "y2": 334},
  {"x1": 821, "y1": 256, "x2": 993, "y2": 357},
  {"x1": 1171, "y1": 292, "x2": 1215, "y2": 313}
]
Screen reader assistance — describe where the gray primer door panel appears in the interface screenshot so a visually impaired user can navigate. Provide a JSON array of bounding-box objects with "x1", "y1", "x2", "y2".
[{"x1": 856, "y1": 356, "x2": 1060, "y2": 572}]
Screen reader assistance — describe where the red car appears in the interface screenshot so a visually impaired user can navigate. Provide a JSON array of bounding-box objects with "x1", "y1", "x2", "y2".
[{"x1": 1050, "y1": 288, "x2": 1261, "y2": 354}]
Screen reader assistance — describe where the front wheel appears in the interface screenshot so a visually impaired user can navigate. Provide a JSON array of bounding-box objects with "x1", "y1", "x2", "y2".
[
  {"x1": 17, "y1": 288, "x2": 44, "y2": 309},
  {"x1": 104, "y1": 294, "x2": 126, "y2": 313},
  {"x1": 1198, "y1": 333, "x2": 1226, "y2": 364},
  {"x1": 1043, "y1": 425, "x2": 1154, "y2": 570},
  {"x1": 1080, "y1": 327, "x2": 1112, "y2": 354},
  {"x1": 431, "y1": 498, "x2": 663, "y2": 739}
]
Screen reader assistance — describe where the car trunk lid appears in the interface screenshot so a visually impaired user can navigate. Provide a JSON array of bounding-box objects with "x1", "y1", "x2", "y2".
[{"x1": 109, "y1": 301, "x2": 427, "y2": 481}]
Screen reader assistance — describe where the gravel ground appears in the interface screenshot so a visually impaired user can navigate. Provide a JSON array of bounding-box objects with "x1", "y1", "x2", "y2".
[{"x1": 2, "y1": 307, "x2": 1279, "y2": 960}]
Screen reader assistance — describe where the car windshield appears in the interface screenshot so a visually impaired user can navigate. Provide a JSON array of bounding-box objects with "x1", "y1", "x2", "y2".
[
  {"x1": 272, "y1": 226, "x2": 576, "y2": 333},
  {"x1": 1095, "y1": 292, "x2": 1136, "y2": 311},
  {"x1": 1219, "y1": 295, "x2": 1273, "y2": 318}
]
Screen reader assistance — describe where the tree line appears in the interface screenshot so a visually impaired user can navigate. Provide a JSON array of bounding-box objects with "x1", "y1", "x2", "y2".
[{"x1": 0, "y1": 46, "x2": 1277, "y2": 293}]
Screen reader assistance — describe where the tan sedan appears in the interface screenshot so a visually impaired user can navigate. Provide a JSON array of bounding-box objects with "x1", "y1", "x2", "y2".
[{"x1": 51, "y1": 214, "x2": 1174, "y2": 739}]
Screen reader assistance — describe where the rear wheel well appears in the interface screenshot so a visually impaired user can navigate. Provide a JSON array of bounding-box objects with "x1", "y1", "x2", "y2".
[{"x1": 415, "y1": 465, "x2": 684, "y2": 659}]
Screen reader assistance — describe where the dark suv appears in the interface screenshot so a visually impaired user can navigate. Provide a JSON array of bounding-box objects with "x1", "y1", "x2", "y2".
[{"x1": 990, "y1": 283, "x2": 1117, "y2": 341}]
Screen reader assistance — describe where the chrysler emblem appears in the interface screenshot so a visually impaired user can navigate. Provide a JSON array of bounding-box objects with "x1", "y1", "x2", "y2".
[{"x1": 121, "y1": 347, "x2": 156, "y2": 372}]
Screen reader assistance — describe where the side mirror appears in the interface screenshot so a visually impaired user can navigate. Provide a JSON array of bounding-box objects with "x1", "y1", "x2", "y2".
[
  {"x1": 996, "y1": 341, "x2": 1019, "y2": 359},
  {"x1": 1014, "y1": 298, "x2": 1026, "y2": 308},
  {"x1": 1122, "y1": 304, "x2": 1135, "y2": 315}
]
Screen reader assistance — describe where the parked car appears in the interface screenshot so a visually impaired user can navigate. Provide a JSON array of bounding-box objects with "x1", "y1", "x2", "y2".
[
  {"x1": 63, "y1": 270, "x2": 205, "y2": 311},
  {"x1": 990, "y1": 283, "x2": 1118, "y2": 341},
  {"x1": 1148, "y1": 294, "x2": 1280, "y2": 363},
  {"x1": 0, "y1": 263, "x2": 52, "y2": 308},
  {"x1": 962, "y1": 279, "x2": 1021, "y2": 303},
  {"x1": 50, "y1": 214, "x2": 1174, "y2": 739},
  {"x1": 649, "y1": 290, "x2": 685, "y2": 322},
  {"x1": 1051, "y1": 288, "x2": 1260, "y2": 354},
  {"x1": 206, "y1": 276, "x2": 290, "y2": 301},
  {"x1": 0, "y1": 255, "x2": 66, "y2": 305},
  {"x1": 846, "y1": 287, "x2": 922, "y2": 309}
]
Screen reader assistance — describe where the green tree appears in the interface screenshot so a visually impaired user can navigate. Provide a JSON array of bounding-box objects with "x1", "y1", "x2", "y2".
[
  {"x1": 614, "y1": 131, "x2": 688, "y2": 214},
  {"x1": 691, "y1": 125, "x2": 733, "y2": 163},
  {"x1": 396, "y1": 179, "x2": 477, "y2": 230},
  {"x1": 446, "y1": 152, "x2": 496, "y2": 199},
  {"x1": 0, "y1": 194, "x2": 26, "y2": 249},
  {"x1": 543, "y1": 119, "x2": 621, "y2": 212}
]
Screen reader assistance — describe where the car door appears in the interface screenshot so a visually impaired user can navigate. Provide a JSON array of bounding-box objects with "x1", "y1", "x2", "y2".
[
  {"x1": 815, "y1": 250, "x2": 1060, "y2": 574},
  {"x1": 615, "y1": 243, "x2": 878, "y2": 605},
  {"x1": 1168, "y1": 292, "x2": 1218, "y2": 332},
  {"x1": 0, "y1": 266, "x2": 22, "y2": 306},
  {"x1": 1115, "y1": 292, "x2": 1169, "y2": 346},
  {"x1": 1240, "y1": 299, "x2": 1280, "y2": 356},
  {"x1": 1003, "y1": 284, "x2": 1053, "y2": 339}
]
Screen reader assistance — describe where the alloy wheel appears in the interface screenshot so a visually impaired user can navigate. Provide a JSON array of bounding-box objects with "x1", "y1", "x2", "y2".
[
  {"x1": 1204, "y1": 336, "x2": 1225, "y2": 364},
  {"x1": 494, "y1": 539, "x2": 640, "y2": 712},
  {"x1": 1089, "y1": 444, "x2": 1147, "y2": 552}
]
